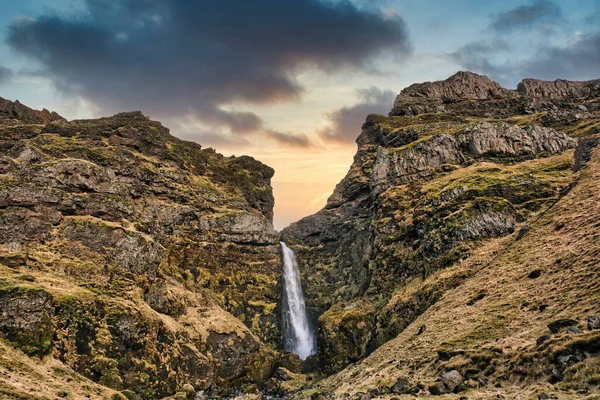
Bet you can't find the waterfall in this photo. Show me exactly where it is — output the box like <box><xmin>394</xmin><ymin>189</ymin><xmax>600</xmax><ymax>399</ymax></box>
<box><xmin>280</xmin><ymin>242</ymin><xmax>316</xmax><ymax>360</ymax></box>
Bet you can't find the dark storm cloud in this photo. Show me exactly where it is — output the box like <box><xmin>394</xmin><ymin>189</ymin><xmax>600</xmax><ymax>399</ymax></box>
<box><xmin>319</xmin><ymin>86</ymin><xmax>395</xmax><ymax>143</ymax></box>
<box><xmin>489</xmin><ymin>0</ymin><xmax>564</xmax><ymax>33</ymax></box>
<box><xmin>0</xmin><ymin>66</ymin><xmax>13</xmax><ymax>85</ymax></box>
<box><xmin>6</xmin><ymin>0</ymin><xmax>410</xmax><ymax>136</ymax></box>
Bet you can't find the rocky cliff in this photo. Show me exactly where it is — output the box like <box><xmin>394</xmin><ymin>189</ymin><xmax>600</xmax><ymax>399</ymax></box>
<box><xmin>282</xmin><ymin>72</ymin><xmax>600</xmax><ymax>398</ymax></box>
<box><xmin>0</xmin><ymin>100</ymin><xmax>296</xmax><ymax>399</ymax></box>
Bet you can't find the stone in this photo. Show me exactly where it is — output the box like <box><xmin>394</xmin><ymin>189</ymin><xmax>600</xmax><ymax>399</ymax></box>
<box><xmin>390</xmin><ymin>376</ymin><xmax>411</xmax><ymax>394</ymax></box>
<box><xmin>547</xmin><ymin>319</ymin><xmax>579</xmax><ymax>334</ymax></box>
<box><xmin>462</xmin><ymin>122</ymin><xmax>576</xmax><ymax>158</ymax></box>
<box><xmin>536</xmin><ymin>335</ymin><xmax>551</xmax><ymax>347</ymax></box>
<box><xmin>440</xmin><ymin>370</ymin><xmax>463</xmax><ymax>393</ymax></box>
<box><xmin>588</xmin><ymin>315</ymin><xmax>600</xmax><ymax>330</ymax></box>
<box><xmin>428</xmin><ymin>382</ymin><xmax>447</xmax><ymax>396</ymax></box>
<box><xmin>565</xmin><ymin>325</ymin><xmax>582</xmax><ymax>334</ymax></box>
<box><xmin>517</xmin><ymin>225</ymin><xmax>531</xmax><ymax>241</ymax></box>
<box><xmin>557</xmin><ymin>354</ymin><xmax>579</xmax><ymax>369</ymax></box>
<box><xmin>0</xmin><ymin>96</ymin><xmax>64</xmax><ymax>124</ymax></box>
<box><xmin>527</xmin><ymin>269</ymin><xmax>542</xmax><ymax>279</ymax></box>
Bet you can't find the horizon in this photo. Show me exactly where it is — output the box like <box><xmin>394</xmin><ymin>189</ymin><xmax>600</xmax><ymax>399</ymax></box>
<box><xmin>1</xmin><ymin>0</ymin><xmax>599</xmax><ymax>230</ymax></box>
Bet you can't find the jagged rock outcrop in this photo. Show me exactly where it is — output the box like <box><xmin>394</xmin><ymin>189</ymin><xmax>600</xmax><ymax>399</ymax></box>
<box><xmin>391</xmin><ymin>71</ymin><xmax>514</xmax><ymax>116</ymax></box>
<box><xmin>371</xmin><ymin>122</ymin><xmax>575</xmax><ymax>189</ymax></box>
<box><xmin>0</xmin><ymin>96</ymin><xmax>64</xmax><ymax>125</ymax></box>
<box><xmin>391</xmin><ymin>71</ymin><xmax>600</xmax><ymax>117</ymax></box>
<box><xmin>283</xmin><ymin>71</ymin><xmax>599</xmax><ymax>376</ymax></box>
<box><xmin>517</xmin><ymin>78</ymin><xmax>600</xmax><ymax>99</ymax></box>
<box><xmin>0</xmin><ymin>104</ymin><xmax>285</xmax><ymax>398</ymax></box>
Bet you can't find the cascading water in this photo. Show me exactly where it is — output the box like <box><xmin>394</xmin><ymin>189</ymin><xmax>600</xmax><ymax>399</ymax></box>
<box><xmin>280</xmin><ymin>242</ymin><xmax>316</xmax><ymax>360</ymax></box>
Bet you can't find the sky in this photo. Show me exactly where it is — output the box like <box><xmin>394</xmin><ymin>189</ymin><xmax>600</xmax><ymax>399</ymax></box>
<box><xmin>1</xmin><ymin>0</ymin><xmax>599</xmax><ymax>230</ymax></box>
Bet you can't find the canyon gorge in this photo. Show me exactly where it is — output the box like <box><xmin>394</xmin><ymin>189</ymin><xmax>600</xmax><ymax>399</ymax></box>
<box><xmin>0</xmin><ymin>71</ymin><xmax>599</xmax><ymax>399</ymax></box>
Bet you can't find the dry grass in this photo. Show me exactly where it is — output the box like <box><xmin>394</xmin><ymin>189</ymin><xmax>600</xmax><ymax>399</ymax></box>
<box><xmin>0</xmin><ymin>341</ymin><xmax>116</xmax><ymax>399</ymax></box>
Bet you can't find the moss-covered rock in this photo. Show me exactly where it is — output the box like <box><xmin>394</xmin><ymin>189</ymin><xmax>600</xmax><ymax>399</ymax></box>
<box><xmin>0</xmin><ymin>285</ymin><xmax>54</xmax><ymax>356</ymax></box>
<box><xmin>0</xmin><ymin>103</ymin><xmax>283</xmax><ymax>398</ymax></box>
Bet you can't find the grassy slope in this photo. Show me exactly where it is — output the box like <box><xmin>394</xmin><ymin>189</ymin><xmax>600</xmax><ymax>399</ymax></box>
<box><xmin>317</xmin><ymin>146</ymin><xmax>600</xmax><ymax>399</ymax></box>
<box><xmin>0</xmin><ymin>340</ymin><xmax>116</xmax><ymax>400</ymax></box>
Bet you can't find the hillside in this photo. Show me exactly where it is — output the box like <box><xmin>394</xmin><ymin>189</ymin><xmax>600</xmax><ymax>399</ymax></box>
<box><xmin>282</xmin><ymin>72</ymin><xmax>600</xmax><ymax>398</ymax></box>
<box><xmin>0</xmin><ymin>98</ymin><xmax>296</xmax><ymax>399</ymax></box>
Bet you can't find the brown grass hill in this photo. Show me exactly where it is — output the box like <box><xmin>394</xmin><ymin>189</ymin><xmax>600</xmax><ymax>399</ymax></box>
<box><xmin>281</xmin><ymin>71</ymin><xmax>600</xmax><ymax>398</ymax></box>
<box><xmin>0</xmin><ymin>103</ymin><xmax>297</xmax><ymax>399</ymax></box>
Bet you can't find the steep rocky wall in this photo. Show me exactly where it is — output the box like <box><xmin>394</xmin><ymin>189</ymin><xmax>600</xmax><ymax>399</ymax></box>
<box><xmin>315</xmin><ymin>138</ymin><xmax>600</xmax><ymax>399</ymax></box>
<box><xmin>0</xmin><ymin>105</ymin><xmax>290</xmax><ymax>398</ymax></box>
<box><xmin>282</xmin><ymin>71</ymin><xmax>600</xmax><ymax>374</ymax></box>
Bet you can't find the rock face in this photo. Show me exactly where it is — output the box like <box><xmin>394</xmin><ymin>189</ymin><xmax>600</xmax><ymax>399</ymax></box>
<box><xmin>0</xmin><ymin>105</ymin><xmax>284</xmax><ymax>398</ymax></box>
<box><xmin>391</xmin><ymin>71</ymin><xmax>514</xmax><ymax>116</ymax></box>
<box><xmin>391</xmin><ymin>71</ymin><xmax>600</xmax><ymax>117</ymax></box>
<box><xmin>0</xmin><ymin>96</ymin><xmax>64</xmax><ymax>125</ymax></box>
<box><xmin>317</xmin><ymin>135</ymin><xmax>600</xmax><ymax>398</ymax></box>
<box><xmin>282</xmin><ymin>71</ymin><xmax>598</xmax><ymax>374</ymax></box>
<box><xmin>0</xmin><ymin>286</ymin><xmax>54</xmax><ymax>356</ymax></box>
<box><xmin>517</xmin><ymin>78</ymin><xmax>600</xmax><ymax>99</ymax></box>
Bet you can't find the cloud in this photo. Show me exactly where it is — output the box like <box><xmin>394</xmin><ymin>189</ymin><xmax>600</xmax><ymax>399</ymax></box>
<box><xmin>520</xmin><ymin>32</ymin><xmax>600</xmax><ymax>80</ymax></box>
<box><xmin>0</xmin><ymin>66</ymin><xmax>13</xmax><ymax>85</ymax></box>
<box><xmin>319</xmin><ymin>86</ymin><xmax>395</xmax><ymax>143</ymax></box>
<box><xmin>446</xmin><ymin>1</ymin><xmax>600</xmax><ymax>86</ymax></box>
<box><xmin>446</xmin><ymin>39</ymin><xmax>516</xmax><ymax>83</ymax></box>
<box><xmin>264</xmin><ymin>130</ymin><xmax>311</xmax><ymax>148</ymax></box>
<box><xmin>6</xmin><ymin>0</ymin><xmax>410</xmax><ymax>138</ymax></box>
<box><xmin>489</xmin><ymin>0</ymin><xmax>564</xmax><ymax>33</ymax></box>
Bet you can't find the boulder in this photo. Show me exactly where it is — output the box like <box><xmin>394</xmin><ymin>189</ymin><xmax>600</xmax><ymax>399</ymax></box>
<box><xmin>440</xmin><ymin>370</ymin><xmax>463</xmax><ymax>393</ymax></box>
<box><xmin>428</xmin><ymin>382</ymin><xmax>447</xmax><ymax>396</ymax></box>
<box><xmin>517</xmin><ymin>225</ymin><xmax>531</xmax><ymax>241</ymax></box>
<box><xmin>565</xmin><ymin>325</ymin><xmax>582</xmax><ymax>334</ymax></box>
<box><xmin>588</xmin><ymin>315</ymin><xmax>600</xmax><ymax>330</ymax></box>
<box><xmin>536</xmin><ymin>335</ymin><xmax>551</xmax><ymax>347</ymax></box>
<box><xmin>547</xmin><ymin>319</ymin><xmax>579</xmax><ymax>334</ymax></box>
<box><xmin>390</xmin><ymin>376</ymin><xmax>411</xmax><ymax>394</ymax></box>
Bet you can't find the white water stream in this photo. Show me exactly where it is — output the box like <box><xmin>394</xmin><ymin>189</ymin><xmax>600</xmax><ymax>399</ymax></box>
<box><xmin>280</xmin><ymin>242</ymin><xmax>316</xmax><ymax>360</ymax></box>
